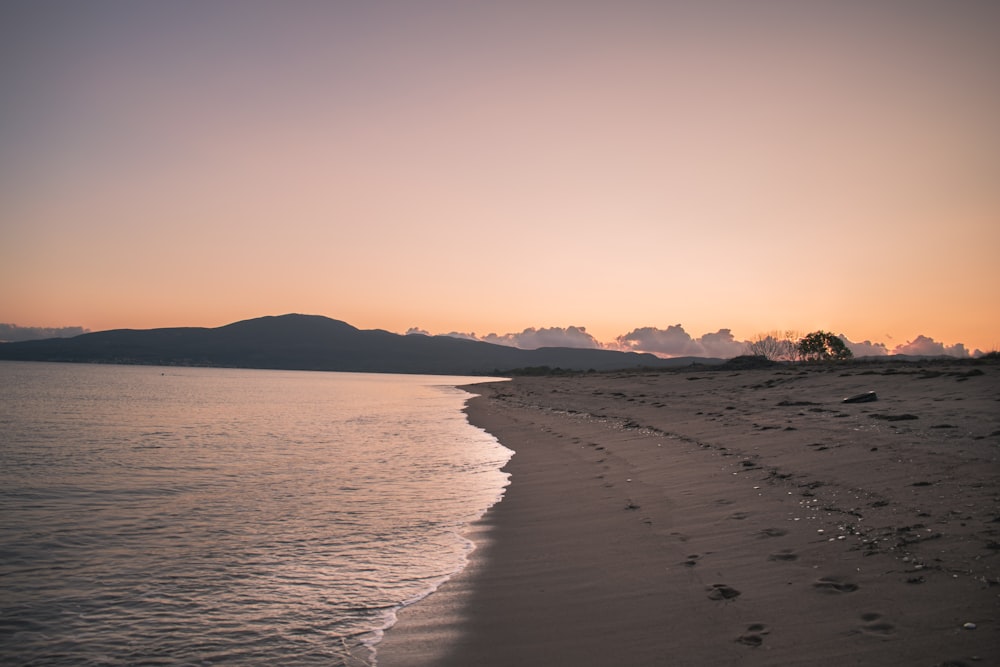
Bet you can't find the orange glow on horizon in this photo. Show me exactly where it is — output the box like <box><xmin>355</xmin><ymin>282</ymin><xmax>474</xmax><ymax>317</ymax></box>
<box><xmin>1</xmin><ymin>3</ymin><xmax>997</xmax><ymax>355</ymax></box>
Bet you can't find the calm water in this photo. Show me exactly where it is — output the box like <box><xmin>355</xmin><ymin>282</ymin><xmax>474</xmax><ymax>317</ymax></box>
<box><xmin>0</xmin><ymin>361</ymin><xmax>511</xmax><ymax>666</ymax></box>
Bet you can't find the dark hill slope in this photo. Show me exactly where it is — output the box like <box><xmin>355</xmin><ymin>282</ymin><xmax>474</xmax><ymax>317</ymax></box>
<box><xmin>0</xmin><ymin>314</ymin><xmax>716</xmax><ymax>374</ymax></box>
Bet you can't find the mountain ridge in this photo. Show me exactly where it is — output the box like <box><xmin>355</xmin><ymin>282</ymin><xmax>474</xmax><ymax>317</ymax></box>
<box><xmin>0</xmin><ymin>313</ymin><xmax>720</xmax><ymax>374</ymax></box>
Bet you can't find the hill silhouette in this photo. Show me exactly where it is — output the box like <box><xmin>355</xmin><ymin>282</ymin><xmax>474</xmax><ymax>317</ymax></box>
<box><xmin>0</xmin><ymin>314</ymin><xmax>719</xmax><ymax>374</ymax></box>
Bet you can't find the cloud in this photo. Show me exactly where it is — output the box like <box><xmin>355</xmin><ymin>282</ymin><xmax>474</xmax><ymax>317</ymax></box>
<box><xmin>699</xmin><ymin>329</ymin><xmax>752</xmax><ymax>358</ymax></box>
<box><xmin>415</xmin><ymin>323</ymin><xmax>977</xmax><ymax>360</ymax></box>
<box><xmin>892</xmin><ymin>335</ymin><xmax>971</xmax><ymax>358</ymax></box>
<box><xmin>615</xmin><ymin>325</ymin><xmax>744</xmax><ymax>358</ymax></box>
<box><xmin>479</xmin><ymin>326</ymin><xmax>603</xmax><ymax>349</ymax></box>
<box><xmin>839</xmin><ymin>335</ymin><xmax>889</xmax><ymax>357</ymax></box>
<box><xmin>0</xmin><ymin>324</ymin><xmax>89</xmax><ymax>342</ymax></box>
<box><xmin>410</xmin><ymin>327</ymin><xmax>487</xmax><ymax>342</ymax></box>
<box><xmin>432</xmin><ymin>324</ymin><xmax>747</xmax><ymax>357</ymax></box>
<box><xmin>616</xmin><ymin>325</ymin><xmax>697</xmax><ymax>356</ymax></box>
<box><xmin>443</xmin><ymin>331</ymin><xmax>482</xmax><ymax>341</ymax></box>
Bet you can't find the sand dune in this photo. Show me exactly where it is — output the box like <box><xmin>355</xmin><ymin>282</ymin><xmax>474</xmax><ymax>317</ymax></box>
<box><xmin>377</xmin><ymin>360</ymin><xmax>1000</xmax><ymax>666</ymax></box>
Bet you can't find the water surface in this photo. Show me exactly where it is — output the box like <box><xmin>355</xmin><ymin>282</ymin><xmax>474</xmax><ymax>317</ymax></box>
<box><xmin>0</xmin><ymin>361</ymin><xmax>510</xmax><ymax>666</ymax></box>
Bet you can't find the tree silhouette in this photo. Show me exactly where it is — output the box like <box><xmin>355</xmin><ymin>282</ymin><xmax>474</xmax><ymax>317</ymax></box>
<box><xmin>745</xmin><ymin>330</ymin><xmax>800</xmax><ymax>361</ymax></box>
<box><xmin>797</xmin><ymin>331</ymin><xmax>853</xmax><ymax>361</ymax></box>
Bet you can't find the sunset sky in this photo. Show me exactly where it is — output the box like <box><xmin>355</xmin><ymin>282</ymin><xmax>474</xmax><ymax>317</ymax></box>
<box><xmin>2</xmin><ymin>2</ymin><xmax>998</xmax><ymax>356</ymax></box>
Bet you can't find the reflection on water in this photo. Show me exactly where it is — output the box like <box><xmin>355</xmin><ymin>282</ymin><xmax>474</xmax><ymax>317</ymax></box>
<box><xmin>0</xmin><ymin>362</ymin><xmax>510</xmax><ymax>666</ymax></box>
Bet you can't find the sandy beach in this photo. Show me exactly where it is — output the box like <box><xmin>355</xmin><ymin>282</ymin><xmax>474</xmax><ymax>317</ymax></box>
<box><xmin>376</xmin><ymin>359</ymin><xmax>1000</xmax><ymax>666</ymax></box>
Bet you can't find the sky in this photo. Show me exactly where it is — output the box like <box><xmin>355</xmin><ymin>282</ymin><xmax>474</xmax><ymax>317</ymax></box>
<box><xmin>2</xmin><ymin>1</ymin><xmax>998</xmax><ymax>357</ymax></box>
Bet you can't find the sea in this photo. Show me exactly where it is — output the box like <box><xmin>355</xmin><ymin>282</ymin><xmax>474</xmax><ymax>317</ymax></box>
<box><xmin>0</xmin><ymin>361</ymin><xmax>512</xmax><ymax>666</ymax></box>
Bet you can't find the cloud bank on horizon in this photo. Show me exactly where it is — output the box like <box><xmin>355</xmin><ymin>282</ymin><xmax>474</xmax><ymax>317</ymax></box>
<box><xmin>407</xmin><ymin>325</ymin><xmax>983</xmax><ymax>359</ymax></box>
<box><xmin>0</xmin><ymin>324</ymin><xmax>90</xmax><ymax>343</ymax></box>
<box><xmin>1</xmin><ymin>321</ymin><xmax>981</xmax><ymax>359</ymax></box>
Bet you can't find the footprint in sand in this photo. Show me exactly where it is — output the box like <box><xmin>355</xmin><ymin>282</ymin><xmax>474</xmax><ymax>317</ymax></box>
<box><xmin>813</xmin><ymin>576</ymin><xmax>859</xmax><ymax>594</ymax></box>
<box><xmin>729</xmin><ymin>511</ymin><xmax>750</xmax><ymax>520</ymax></box>
<box><xmin>859</xmin><ymin>612</ymin><xmax>895</xmax><ymax>637</ymax></box>
<box><xmin>736</xmin><ymin>623</ymin><xmax>770</xmax><ymax>647</ymax></box>
<box><xmin>758</xmin><ymin>527</ymin><xmax>789</xmax><ymax>538</ymax></box>
<box><xmin>707</xmin><ymin>584</ymin><xmax>741</xmax><ymax>601</ymax></box>
<box><xmin>681</xmin><ymin>554</ymin><xmax>701</xmax><ymax>567</ymax></box>
<box><xmin>768</xmin><ymin>549</ymin><xmax>798</xmax><ymax>562</ymax></box>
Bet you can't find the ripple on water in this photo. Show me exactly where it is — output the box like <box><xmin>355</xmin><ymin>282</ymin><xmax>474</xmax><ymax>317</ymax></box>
<box><xmin>0</xmin><ymin>363</ymin><xmax>510</xmax><ymax>666</ymax></box>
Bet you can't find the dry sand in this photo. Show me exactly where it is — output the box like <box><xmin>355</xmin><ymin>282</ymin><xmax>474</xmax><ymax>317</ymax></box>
<box><xmin>376</xmin><ymin>359</ymin><xmax>1000</xmax><ymax>666</ymax></box>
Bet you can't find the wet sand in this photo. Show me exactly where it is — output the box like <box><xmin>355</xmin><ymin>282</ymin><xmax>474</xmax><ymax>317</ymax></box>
<box><xmin>376</xmin><ymin>360</ymin><xmax>1000</xmax><ymax>666</ymax></box>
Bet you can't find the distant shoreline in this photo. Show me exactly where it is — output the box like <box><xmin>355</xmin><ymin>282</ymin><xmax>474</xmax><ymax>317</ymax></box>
<box><xmin>0</xmin><ymin>351</ymin><xmax>991</xmax><ymax>376</ymax></box>
<box><xmin>377</xmin><ymin>360</ymin><xmax>1000</xmax><ymax>666</ymax></box>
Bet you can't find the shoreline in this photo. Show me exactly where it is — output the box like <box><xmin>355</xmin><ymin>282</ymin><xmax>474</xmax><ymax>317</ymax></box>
<box><xmin>376</xmin><ymin>361</ymin><xmax>1000</xmax><ymax>666</ymax></box>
